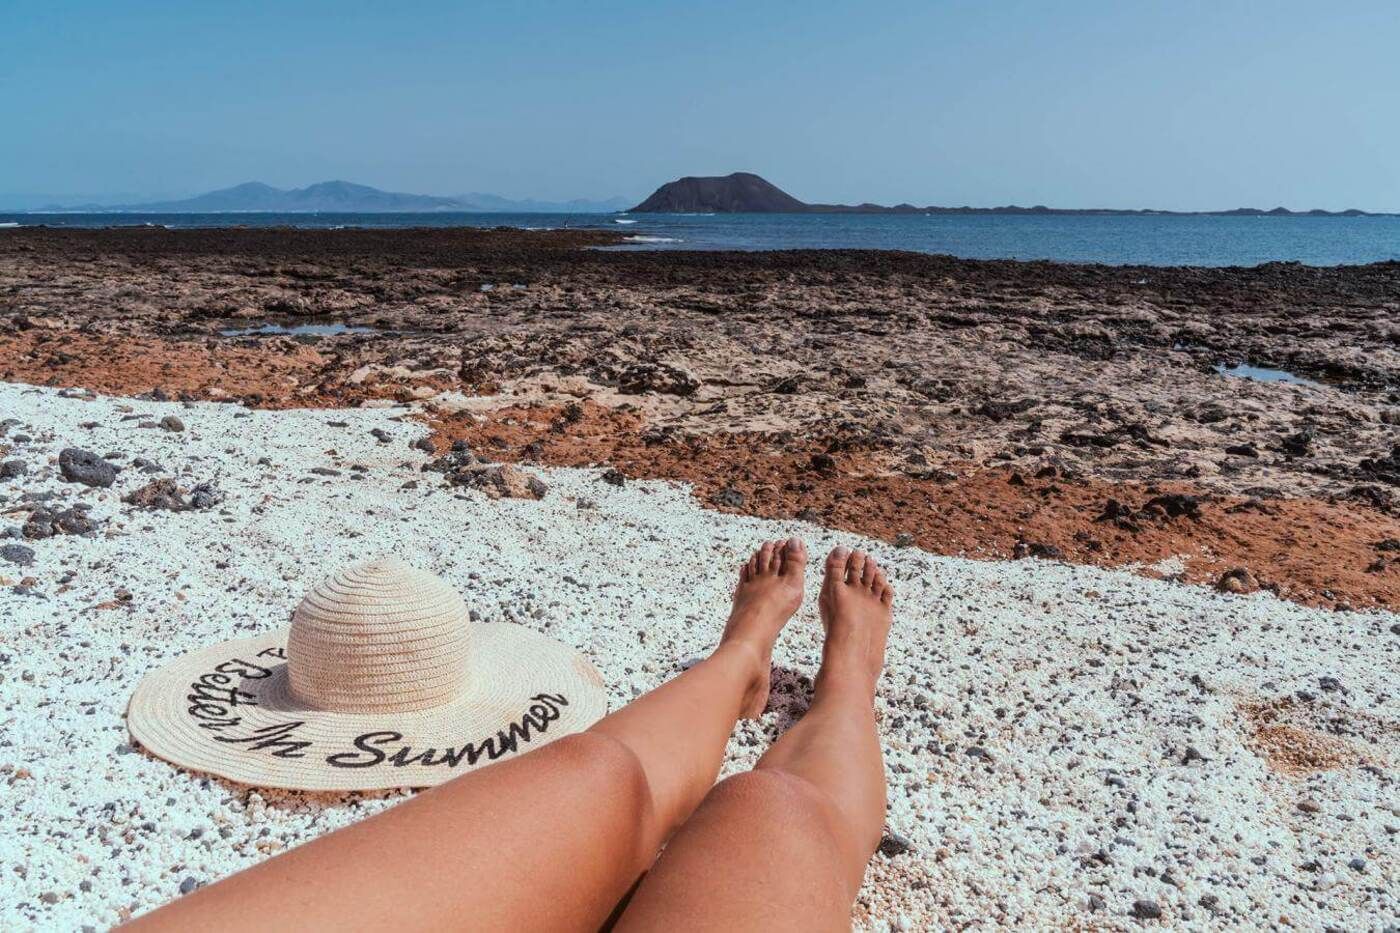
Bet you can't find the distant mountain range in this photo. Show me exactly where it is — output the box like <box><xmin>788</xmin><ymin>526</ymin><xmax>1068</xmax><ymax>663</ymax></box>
<box><xmin>631</xmin><ymin>173</ymin><xmax>1389</xmax><ymax>217</ymax></box>
<box><xmin>10</xmin><ymin>175</ymin><xmax>1389</xmax><ymax>216</ymax></box>
<box><xmin>13</xmin><ymin>181</ymin><xmax>633</xmax><ymax>214</ymax></box>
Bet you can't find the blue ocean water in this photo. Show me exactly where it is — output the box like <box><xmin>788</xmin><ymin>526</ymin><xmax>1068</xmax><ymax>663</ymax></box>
<box><xmin>3</xmin><ymin>211</ymin><xmax>1399</xmax><ymax>267</ymax></box>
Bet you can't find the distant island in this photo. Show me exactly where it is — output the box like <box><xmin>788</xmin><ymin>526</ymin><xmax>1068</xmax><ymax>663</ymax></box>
<box><xmin>14</xmin><ymin>181</ymin><xmax>632</xmax><ymax>214</ymax></box>
<box><xmin>630</xmin><ymin>172</ymin><xmax>1385</xmax><ymax>217</ymax></box>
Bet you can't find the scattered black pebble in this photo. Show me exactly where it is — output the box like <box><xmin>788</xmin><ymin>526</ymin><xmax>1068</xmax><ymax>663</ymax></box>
<box><xmin>878</xmin><ymin>832</ymin><xmax>915</xmax><ymax>857</ymax></box>
<box><xmin>1131</xmin><ymin>899</ymin><xmax>1163</xmax><ymax>920</ymax></box>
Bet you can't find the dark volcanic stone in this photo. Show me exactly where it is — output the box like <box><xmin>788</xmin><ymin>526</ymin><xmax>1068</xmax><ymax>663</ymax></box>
<box><xmin>713</xmin><ymin>485</ymin><xmax>745</xmax><ymax>509</ymax></box>
<box><xmin>58</xmin><ymin>448</ymin><xmax>116</xmax><ymax>487</ymax></box>
<box><xmin>0</xmin><ymin>459</ymin><xmax>27</xmax><ymax>480</ymax></box>
<box><xmin>1358</xmin><ymin>444</ymin><xmax>1400</xmax><ymax>486</ymax></box>
<box><xmin>158</xmin><ymin>415</ymin><xmax>185</xmax><ymax>432</ymax></box>
<box><xmin>600</xmin><ymin>468</ymin><xmax>626</xmax><ymax>487</ymax></box>
<box><xmin>1014</xmin><ymin>541</ymin><xmax>1064</xmax><ymax>560</ymax></box>
<box><xmin>1131</xmin><ymin>899</ymin><xmax>1163</xmax><ymax>920</ymax></box>
<box><xmin>24</xmin><ymin>507</ymin><xmax>97</xmax><ymax>538</ymax></box>
<box><xmin>447</xmin><ymin>463</ymin><xmax>548</xmax><ymax>500</ymax></box>
<box><xmin>1142</xmin><ymin>493</ymin><xmax>1201</xmax><ymax>520</ymax></box>
<box><xmin>617</xmin><ymin>362</ymin><xmax>700</xmax><ymax>397</ymax></box>
<box><xmin>0</xmin><ymin>543</ymin><xmax>35</xmax><ymax>566</ymax></box>
<box><xmin>124</xmin><ymin>478</ymin><xmax>221</xmax><ymax>511</ymax></box>
<box><xmin>1280</xmin><ymin>428</ymin><xmax>1314</xmax><ymax>458</ymax></box>
<box><xmin>878</xmin><ymin>832</ymin><xmax>915</xmax><ymax>857</ymax></box>
<box><xmin>188</xmin><ymin>483</ymin><xmax>223</xmax><ymax>509</ymax></box>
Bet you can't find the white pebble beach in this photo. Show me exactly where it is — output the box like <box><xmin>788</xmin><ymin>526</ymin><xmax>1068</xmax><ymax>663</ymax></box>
<box><xmin>0</xmin><ymin>382</ymin><xmax>1395</xmax><ymax>930</ymax></box>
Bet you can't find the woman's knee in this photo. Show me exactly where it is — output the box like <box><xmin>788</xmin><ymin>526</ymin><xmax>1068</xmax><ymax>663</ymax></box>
<box><xmin>544</xmin><ymin>731</ymin><xmax>654</xmax><ymax>813</ymax></box>
<box><xmin>706</xmin><ymin>770</ymin><xmax>844</xmax><ymax>838</ymax></box>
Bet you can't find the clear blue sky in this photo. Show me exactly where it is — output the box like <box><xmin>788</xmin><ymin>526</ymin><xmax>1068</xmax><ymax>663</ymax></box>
<box><xmin>2</xmin><ymin>0</ymin><xmax>1397</xmax><ymax>210</ymax></box>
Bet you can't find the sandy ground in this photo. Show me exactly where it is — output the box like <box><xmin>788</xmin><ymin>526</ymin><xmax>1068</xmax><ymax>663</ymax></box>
<box><xmin>1</xmin><ymin>383</ymin><xmax>1396</xmax><ymax>930</ymax></box>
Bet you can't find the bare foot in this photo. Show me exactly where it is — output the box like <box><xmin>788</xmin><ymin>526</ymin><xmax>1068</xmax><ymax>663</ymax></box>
<box><xmin>720</xmin><ymin>537</ymin><xmax>808</xmax><ymax>716</ymax></box>
<box><xmin>816</xmin><ymin>547</ymin><xmax>894</xmax><ymax>695</ymax></box>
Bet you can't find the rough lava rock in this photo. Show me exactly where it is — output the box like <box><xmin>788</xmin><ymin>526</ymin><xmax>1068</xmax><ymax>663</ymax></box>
<box><xmin>23</xmin><ymin>507</ymin><xmax>98</xmax><ymax>539</ymax></box>
<box><xmin>123</xmin><ymin>478</ymin><xmax>225</xmax><ymax>511</ymax></box>
<box><xmin>452</xmin><ymin>463</ymin><xmax>548</xmax><ymax>500</ymax></box>
<box><xmin>58</xmin><ymin>448</ymin><xmax>116</xmax><ymax>488</ymax></box>
<box><xmin>0</xmin><ymin>543</ymin><xmax>35</xmax><ymax>565</ymax></box>
<box><xmin>617</xmin><ymin>362</ymin><xmax>701</xmax><ymax>397</ymax></box>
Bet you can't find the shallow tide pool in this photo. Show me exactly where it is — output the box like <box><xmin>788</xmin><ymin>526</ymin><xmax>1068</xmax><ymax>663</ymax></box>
<box><xmin>219</xmin><ymin>323</ymin><xmax>377</xmax><ymax>337</ymax></box>
<box><xmin>1214</xmin><ymin>362</ymin><xmax>1322</xmax><ymax>388</ymax></box>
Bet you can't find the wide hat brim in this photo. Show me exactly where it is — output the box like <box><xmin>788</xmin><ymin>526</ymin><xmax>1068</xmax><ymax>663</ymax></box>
<box><xmin>127</xmin><ymin>623</ymin><xmax>608</xmax><ymax>791</ymax></box>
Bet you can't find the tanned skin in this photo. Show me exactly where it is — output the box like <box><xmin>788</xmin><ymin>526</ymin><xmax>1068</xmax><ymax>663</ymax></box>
<box><xmin>127</xmin><ymin>540</ymin><xmax>894</xmax><ymax>932</ymax></box>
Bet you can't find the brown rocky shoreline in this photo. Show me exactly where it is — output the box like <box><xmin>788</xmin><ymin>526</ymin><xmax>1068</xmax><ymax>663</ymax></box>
<box><xmin>3</xmin><ymin>226</ymin><xmax>1398</xmax><ymax>608</ymax></box>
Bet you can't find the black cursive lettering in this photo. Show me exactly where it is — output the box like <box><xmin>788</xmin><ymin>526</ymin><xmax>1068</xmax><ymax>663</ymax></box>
<box><xmin>212</xmin><ymin>720</ymin><xmax>312</xmax><ymax>758</ymax></box>
<box><xmin>326</xmin><ymin>731</ymin><xmax>400</xmax><ymax>768</ymax></box>
<box><xmin>325</xmin><ymin>694</ymin><xmax>571</xmax><ymax>770</ymax></box>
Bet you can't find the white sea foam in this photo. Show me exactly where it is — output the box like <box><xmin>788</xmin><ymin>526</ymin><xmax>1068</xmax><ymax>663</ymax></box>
<box><xmin>613</xmin><ymin>218</ymin><xmax>637</xmax><ymax>224</ymax></box>
<box><xmin>624</xmin><ymin>235</ymin><xmax>682</xmax><ymax>243</ymax></box>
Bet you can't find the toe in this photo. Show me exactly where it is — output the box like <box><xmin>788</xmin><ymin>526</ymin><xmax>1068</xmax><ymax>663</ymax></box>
<box><xmin>740</xmin><ymin>561</ymin><xmax>751</xmax><ymax>583</ymax></box>
<box><xmin>846</xmin><ymin>549</ymin><xmax>867</xmax><ymax>585</ymax></box>
<box><xmin>758</xmin><ymin>540</ymin><xmax>778</xmax><ymax>573</ymax></box>
<box><xmin>825</xmin><ymin>546</ymin><xmax>851</xmax><ymax>579</ymax></box>
<box><xmin>779</xmin><ymin>537</ymin><xmax>807</xmax><ymax>576</ymax></box>
<box><xmin>861</xmin><ymin>555</ymin><xmax>879</xmax><ymax>588</ymax></box>
<box><xmin>880</xmin><ymin>582</ymin><xmax>895</xmax><ymax>605</ymax></box>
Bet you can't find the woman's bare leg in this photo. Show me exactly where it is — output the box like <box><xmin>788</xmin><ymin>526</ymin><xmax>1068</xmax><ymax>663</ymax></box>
<box><xmin>615</xmin><ymin>546</ymin><xmax>893</xmax><ymax>933</ymax></box>
<box><xmin>126</xmin><ymin>538</ymin><xmax>809</xmax><ymax>933</ymax></box>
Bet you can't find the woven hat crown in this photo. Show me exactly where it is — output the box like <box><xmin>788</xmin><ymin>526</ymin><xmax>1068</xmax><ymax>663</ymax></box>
<box><xmin>287</xmin><ymin>558</ymin><xmax>471</xmax><ymax>713</ymax></box>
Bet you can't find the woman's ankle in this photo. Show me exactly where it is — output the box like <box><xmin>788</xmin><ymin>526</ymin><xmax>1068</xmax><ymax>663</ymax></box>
<box><xmin>813</xmin><ymin>658</ymin><xmax>879</xmax><ymax>704</ymax></box>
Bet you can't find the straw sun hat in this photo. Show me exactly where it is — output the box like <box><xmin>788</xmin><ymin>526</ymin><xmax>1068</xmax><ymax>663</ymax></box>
<box><xmin>127</xmin><ymin>558</ymin><xmax>608</xmax><ymax>791</ymax></box>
